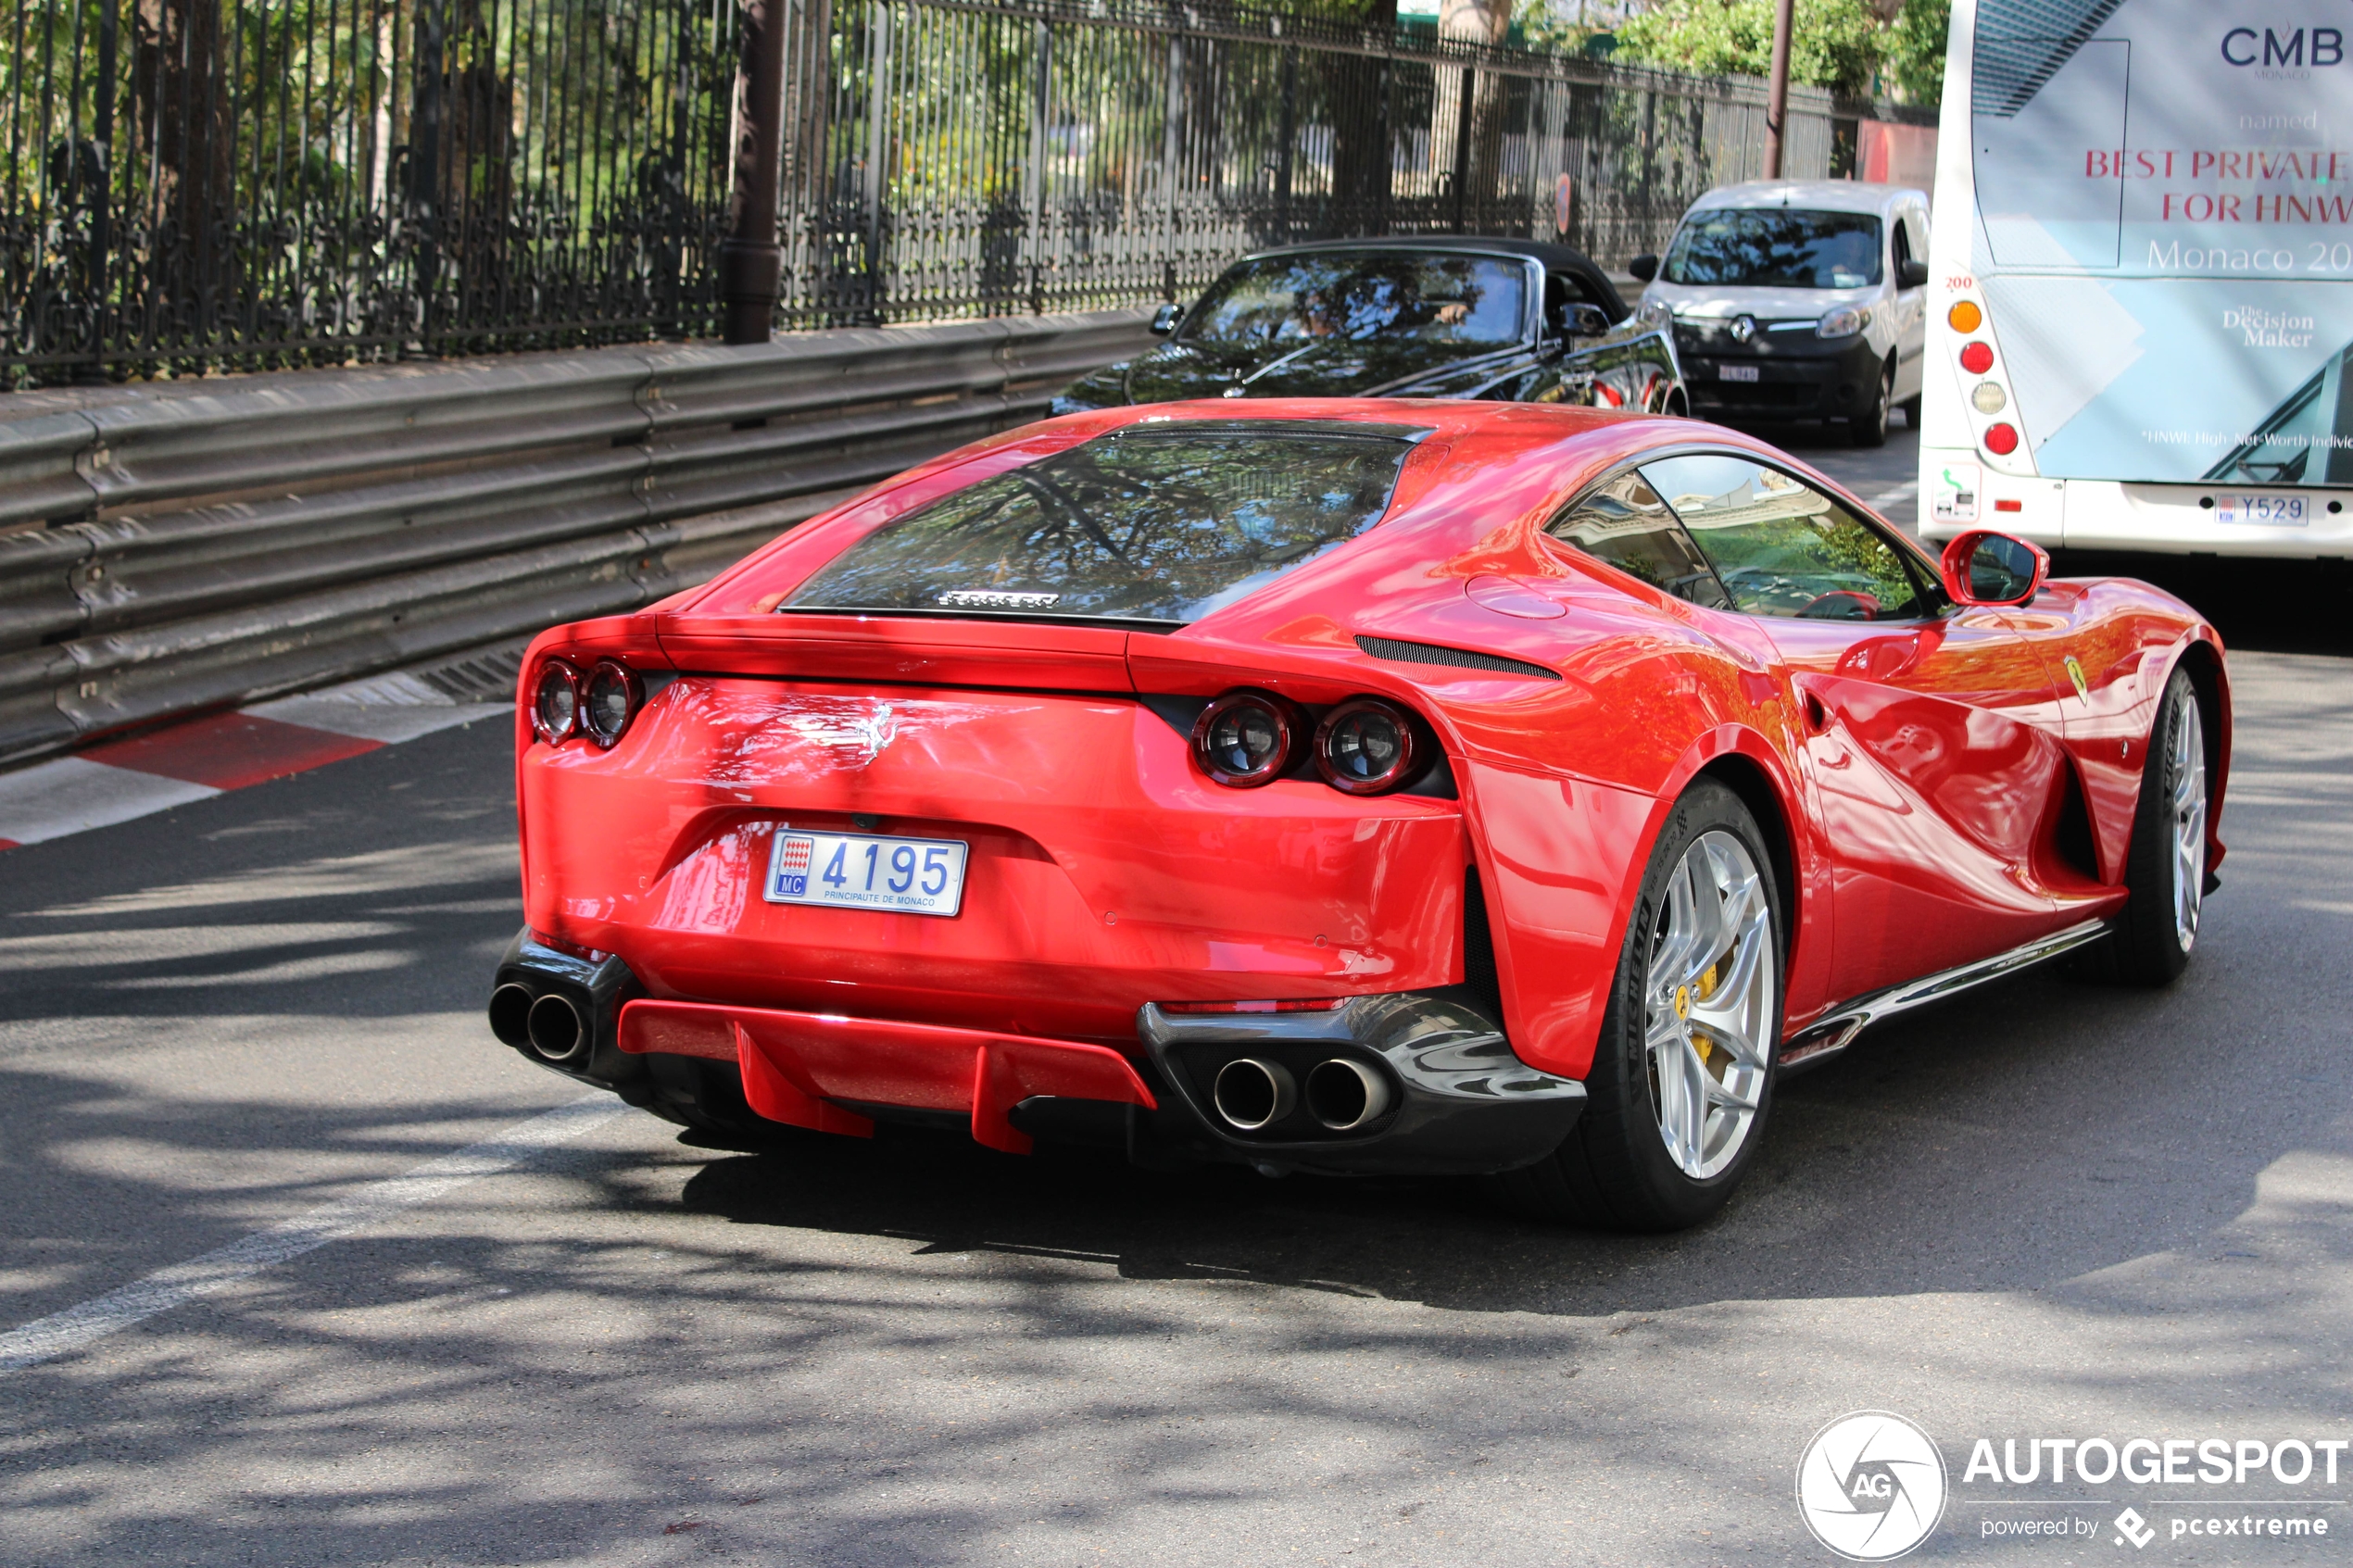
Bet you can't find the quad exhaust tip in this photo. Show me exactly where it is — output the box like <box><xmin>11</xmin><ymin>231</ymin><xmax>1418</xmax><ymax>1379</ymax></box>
<box><xmin>1212</xmin><ymin>1056</ymin><xmax>1395</xmax><ymax>1134</ymax></box>
<box><xmin>488</xmin><ymin>984</ymin><xmax>535</xmax><ymax>1048</ymax></box>
<box><xmin>1305</xmin><ymin>1058</ymin><xmax>1393</xmax><ymax>1132</ymax></box>
<box><xmin>1212</xmin><ymin>1058</ymin><xmax>1296</xmax><ymax>1131</ymax></box>
<box><xmin>524</xmin><ymin>992</ymin><xmax>590</xmax><ymax>1064</ymax></box>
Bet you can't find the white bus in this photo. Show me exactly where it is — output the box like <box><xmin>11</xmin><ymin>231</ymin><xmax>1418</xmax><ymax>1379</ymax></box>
<box><xmin>1921</xmin><ymin>0</ymin><xmax>2353</xmax><ymax>557</ymax></box>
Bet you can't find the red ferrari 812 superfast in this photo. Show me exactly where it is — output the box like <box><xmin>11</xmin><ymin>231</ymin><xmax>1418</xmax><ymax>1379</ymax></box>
<box><xmin>489</xmin><ymin>399</ymin><xmax>2227</xmax><ymax>1230</ymax></box>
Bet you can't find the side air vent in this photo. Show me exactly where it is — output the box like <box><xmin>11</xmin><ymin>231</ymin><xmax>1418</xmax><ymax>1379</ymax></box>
<box><xmin>1354</xmin><ymin>635</ymin><xmax>1560</xmax><ymax>681</ymax></box>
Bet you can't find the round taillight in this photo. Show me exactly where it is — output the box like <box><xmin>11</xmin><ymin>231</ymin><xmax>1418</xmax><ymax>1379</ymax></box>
<box><xmin>1947</xmin><ymin>300</ymin><xmax>1982</xmax><ymax>333</ymax></box>
<box><xmin>1315</xmin><ymin>698</ymin><xmax>1418</xmax><ymax>796</ymax></box>
<box><xmin>583</xmin><ymin>660</ymin><xmax>642</xmax><ymax>748</ymax></box>
<box><xmin>1190</xmin><ymin>692</ymin><xmax>1296</xmax><ymax>787</ymax></box>
<box><xmin>1958</xmin><ymin>340</ymin><xmax>1994</xmax><ymax>374</ymax></box>
<box><xmin>532</xmin><ymin>660</ymin><xmax>582</xmax><ymax>745</ymax></box>
<box><xmin>1983</xmin><ymin>421</ymin><xmax>2020</xmax><ymax>457</ymax></box>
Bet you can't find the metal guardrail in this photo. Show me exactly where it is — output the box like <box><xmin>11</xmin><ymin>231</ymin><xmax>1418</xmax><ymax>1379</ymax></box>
<box><xmin>0</xmin><ymin>307</ymin><xmax>1151</xmax><ymax>765</ymax></box>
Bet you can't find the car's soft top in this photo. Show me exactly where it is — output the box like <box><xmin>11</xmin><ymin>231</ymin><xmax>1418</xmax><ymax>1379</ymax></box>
<box><xmin>1234</xmin><ymin>235</ymin><xmax>1632</xmax><ymax>324</ymax></box>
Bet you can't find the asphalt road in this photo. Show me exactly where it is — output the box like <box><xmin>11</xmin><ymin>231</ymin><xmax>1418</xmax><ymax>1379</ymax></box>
<box><xmin>1782</xmin><ymin>418</ymin><xmax>1925</xmax><ymax>531</ymax></box>
<box><xmin>5</xmin><ymin>425</ymin><xmax>2351</xmax><ymax>1565</ymax></box>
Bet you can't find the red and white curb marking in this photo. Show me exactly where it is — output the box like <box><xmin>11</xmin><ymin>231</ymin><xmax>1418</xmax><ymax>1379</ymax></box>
<box><xmin>0</xmin><ymin>671</ymin><xmax>504</xmax><ymax>852</ymax></box>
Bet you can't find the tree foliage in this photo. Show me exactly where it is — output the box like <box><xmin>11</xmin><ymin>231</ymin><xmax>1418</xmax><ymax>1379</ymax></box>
<box><xmin>1609</xmin><ymin>0</ymin><xmax>1891</xmax><ymax>98</ymax></box>
<box><xmin>1882</xmin><ymin>0</ymin><xmax>1950</xmax><ymax>105</ymax></box>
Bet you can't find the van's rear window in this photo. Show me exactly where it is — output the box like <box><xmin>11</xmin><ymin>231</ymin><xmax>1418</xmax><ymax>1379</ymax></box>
<box><xmin>783</xmin><ymin>422</ymin><xmax>1421</xmax><ymax>626</ymax></box>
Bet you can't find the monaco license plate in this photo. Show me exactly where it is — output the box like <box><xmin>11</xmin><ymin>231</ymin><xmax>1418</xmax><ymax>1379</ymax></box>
<box><xmin>2216</xmin><ymin>493</ymin><xmax>2309</xmax><ymax>526</ymax></box>
<box><xmin>1718</xmin><ymin>363</ymin><xmax>1760</xmax><ymax>383</ymax></box>
<box><xmin>764</xmin><ymin>829</ymin><xmax>969</xmax><ymax>917</ymax></box>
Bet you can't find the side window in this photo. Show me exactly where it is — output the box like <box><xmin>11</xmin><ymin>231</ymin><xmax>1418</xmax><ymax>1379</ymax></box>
<box><xmin>1545</xmin><ymin>470</ymin><xmax>1732</xmax><ymax>609</ymax></box>
<box><xmin>1543</xmin><ymin>270</ymin><xmax>1599</xmax><ymax>336</ymax></box>
<box><xmin>1890</xmin><ymin>214</ymin><xmax>1912</xmax><ymax>275</ymax></box>
<box><xmin>1636</xmin><ymin>455</ymin><xmax>1931</xmax><ymax>621</ymax></box>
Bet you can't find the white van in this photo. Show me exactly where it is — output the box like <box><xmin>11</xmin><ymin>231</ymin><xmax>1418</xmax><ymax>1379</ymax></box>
<box><xmin>1631</xmin><ymin>182</ymin><xmax>1932</xmax><ymax>446</ymax></box>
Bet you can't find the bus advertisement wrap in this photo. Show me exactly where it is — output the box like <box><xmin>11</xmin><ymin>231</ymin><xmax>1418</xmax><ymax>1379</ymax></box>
<box><xmin>1954</xmin><ymin>0</ymin><xmax>2353</xmax><ymax>495</ymax></box>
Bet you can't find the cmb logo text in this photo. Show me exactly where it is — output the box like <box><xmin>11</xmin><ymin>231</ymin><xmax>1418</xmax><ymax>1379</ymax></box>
<box><xmin>2221</xmin><ymin>28</ymin><xmax>2346</xmax><ymax>69</ymax></box>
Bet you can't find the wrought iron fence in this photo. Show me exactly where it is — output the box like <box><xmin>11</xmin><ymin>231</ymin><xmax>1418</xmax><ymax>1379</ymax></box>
<box><xmin>2</xmin><ymin>0</ymin><xmax>1897</xmax><ymax>384</ymax></box>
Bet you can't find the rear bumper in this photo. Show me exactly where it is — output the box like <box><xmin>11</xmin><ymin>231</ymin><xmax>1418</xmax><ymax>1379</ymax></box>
<box><xmin>1135</xmin><ymin>994</ymin><xmax>1584</xmax><ymax>1175</ymax></box>
<box><xmin>489</xmin><ymin>930</ymin><xmax>1583</xmax><ymax>1176</ymax></box>
<box><xmin>1920</xmin><ymin>472</ymin><xmax>2353</xmax><ymax>558</ymax></box>
<box><xmin>617</xmin><ymin>995</ymin><xmax>1158</xmax><ymax>1156</ymax></box>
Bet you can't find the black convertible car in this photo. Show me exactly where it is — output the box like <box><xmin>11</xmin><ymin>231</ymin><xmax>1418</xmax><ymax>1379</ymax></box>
<box><xmin>1053</xmin><ymin>237</ymin><xmax>1688</xmax><ymax>415</ymax></box>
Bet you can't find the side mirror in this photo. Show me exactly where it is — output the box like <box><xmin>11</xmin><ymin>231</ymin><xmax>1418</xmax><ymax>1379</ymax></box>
<box><xmin>1150</xmin><ymin>302</ymin><xmax>1185</xmax><ymax>335</ymax></box>
<box><xmin>1939</xmin><ymin>529</ymin><xmax>2049</xmax><ymax>607</ymax></box>
<box><xmin>1898</xmin><ymin>257</ymin><xmax>1930</xmax><ymax>289</ymax></box>
<box><xmin>1627</xmin><ymin>253</ymin><xmax>1659</xmax><ymax>283</ymax></box>
<box><xmin>1561</xmin><ymin>302</ymin><xmax>1613</xmax><ymax>338</ymax></box>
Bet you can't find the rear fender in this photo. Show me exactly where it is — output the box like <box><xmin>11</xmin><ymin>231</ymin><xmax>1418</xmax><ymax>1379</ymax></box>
<box><xmin>1653</xmin><ymin>724</ymin><xmax>1832</xmax><ymax>1032</ymax></box>
<box><xmin>1454</xmin><ymin>758</ymin><xmax>1658</xmax><ymax>1082</ymax></box>
<box><xmin>1459</xmin><ymin>722</ymin><xmax>1816</xmax><ymax>1084</ymax></box>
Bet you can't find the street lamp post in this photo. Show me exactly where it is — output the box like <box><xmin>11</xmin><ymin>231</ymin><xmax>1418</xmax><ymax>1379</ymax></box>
<box><xmin>1762</xmin><ymin>0</ymin><xmax>1794</xmax><ymax>180</ymax></box>
<box><xmin>720</xmin><ymin>0</ymin><xmax>789</xmax><ymax>345</ymax></box>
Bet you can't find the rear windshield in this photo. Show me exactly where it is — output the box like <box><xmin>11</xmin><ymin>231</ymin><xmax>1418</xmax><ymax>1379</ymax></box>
<box><xmin>1663</xmin><ymin>209</ymin><xmax>1883</xmax><ymax>290</ymax></box>
<box><xmin>783</xmin><ymin>423</ymin><xmax>1419</xmax><ymax>626</ymax></box>
<box><xmin>1177</xmin><ymin>253</ymin><xmax>1529</xmax><ymax>349</ymax></box>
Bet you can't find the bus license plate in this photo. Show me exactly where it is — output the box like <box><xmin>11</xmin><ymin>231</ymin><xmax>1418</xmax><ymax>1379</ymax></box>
<box><xmin>1718</xmin><ymin>363</ymin><xmax>1760</xmax><ymax>382</ymax></box>
<box><xmin>2216</xmin><ymin>494</ymin><xmax>2307</xmax><ymax>526</ymax></box>
<box><xmin>765</xmin><ymin>829</ymin><xmax>968</xmax><ymax>917</ymax></box>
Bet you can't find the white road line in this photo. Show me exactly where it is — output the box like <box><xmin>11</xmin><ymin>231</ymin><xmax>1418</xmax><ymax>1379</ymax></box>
<box><xmin>0</xmin><ymin>1096</ymin><xmax>625</xmax><ymax>1372</ymax></box>
<box><xmin>0</xmin><ymin>756</ymin><xmax>220</xmax><ymax>846</ymax></box>
<box><xmin>1865</xmin><ymin>482</ymin><xmax>1920</xmax><ymax>504</ymax></box>
<box><xmin>245</xmin><ymin>694</ymin><xmax>497</xmax><ymax>745</ymax></box>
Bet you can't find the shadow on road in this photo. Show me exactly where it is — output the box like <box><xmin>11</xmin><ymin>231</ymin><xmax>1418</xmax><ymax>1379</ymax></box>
<box><xmin>2</xmin><ymin>652</ymin><xmax>2349</xmax><ymax>1566</ymax></box>
<box><xmin>3</xmin><ymin>658</ymin><xmax>2348</xmax><ymax>1332</ymax></box>
<box><xmin>664</xmin><ymin>945</ymin><xmax>2343</xmax><ymax>1318</ymax></box>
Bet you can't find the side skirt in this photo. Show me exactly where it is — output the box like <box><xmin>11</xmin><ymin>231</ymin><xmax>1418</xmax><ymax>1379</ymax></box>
<box><xmin>1779</xmin><ymin>918</ymin><xmax>2112</xmax><ymax>1074</ymax></box>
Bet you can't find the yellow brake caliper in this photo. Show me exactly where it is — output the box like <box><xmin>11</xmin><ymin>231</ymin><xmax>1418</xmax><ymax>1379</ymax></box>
<box><xmin>1692</xmin><ymin>963</ymin><xmax>1719</xmax><ymax>1064</ymax></box>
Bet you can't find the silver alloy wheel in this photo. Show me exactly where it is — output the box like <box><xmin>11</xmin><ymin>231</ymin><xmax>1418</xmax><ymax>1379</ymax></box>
<box><xmin>2170</xmin><ymin>689</ymin><xmax>2208</xmax><ymax>951</ymax></box>
<box><xmin>1643</xmin><ymin>829</ymin><xmax>1776</xmax><ymax>1180</ymax></box>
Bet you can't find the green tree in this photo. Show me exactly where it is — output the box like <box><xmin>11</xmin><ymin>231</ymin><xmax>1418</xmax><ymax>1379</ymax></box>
<box><xmin>1610</xmin><ymin>0</ymin><xmax>1887</xmax><ymax>97</ymax></box>
<box><xmin>1883</xmin><ymin>0</ymin><xmax>1950</xmax><ymax>105</ymax></box>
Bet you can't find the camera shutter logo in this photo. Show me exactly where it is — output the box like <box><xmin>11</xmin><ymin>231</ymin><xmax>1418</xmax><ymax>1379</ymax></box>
<box><xmin>1796</xmin><ymin>1411</ymin><xmax>1948</xmax><ymax>1561</ymax></box>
